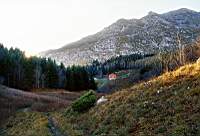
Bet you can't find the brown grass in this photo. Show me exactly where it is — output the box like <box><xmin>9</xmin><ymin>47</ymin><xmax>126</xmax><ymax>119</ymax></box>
<box><xmin>0</xmin><ymin>86</ymin><xmax>82</xmax><ymax>126</ymax></box>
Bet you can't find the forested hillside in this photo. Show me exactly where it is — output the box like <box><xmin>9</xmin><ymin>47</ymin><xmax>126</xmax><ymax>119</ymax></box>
<box><xmin>88</xmin><ymin>39</ymin><xmax>200</xmax><ymax>77</ymax></box>
<box><xmin>87</xmin><ymin>53</ymin><xmax>155</xmax><ymax>76</ymax></box>
<box><xmin>1</xmin><ymin>37</ymin><xmax>199</xmax><ymax>93</ymax></box>
<box><xmin>0</xmin><ymin>44</ymin><xmax>96</xmax><ymax>91</ymax></box>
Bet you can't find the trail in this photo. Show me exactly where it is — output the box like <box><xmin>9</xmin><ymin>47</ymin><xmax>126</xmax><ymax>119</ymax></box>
<box><xmin>45</xmin><ymin>113</ymin><xmax>66</xmax><ymax>136</ymax></box>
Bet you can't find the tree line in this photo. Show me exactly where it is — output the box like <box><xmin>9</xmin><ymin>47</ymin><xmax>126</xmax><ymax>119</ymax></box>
<box><xmin>86</xmin><ymin>53</ymin><xmax>155</xmax><ymax>76</ymax></box>
<box><xmin>0</xmin><ymin>44</ymin><xmax>96</xmax><ymax>91</ymax></box>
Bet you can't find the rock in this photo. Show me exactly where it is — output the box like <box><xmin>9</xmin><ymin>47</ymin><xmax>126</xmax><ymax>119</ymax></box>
<box><xmin>197</xmin><ymin>58</ymin><xmax>200</xmax><ymax>64</ymax></box>
<box><xmin>157</xmin><ymin>90</ymin><xmax>162</xmax><ymax>94</ymax></box>
<box><xmin>97</xmin><ymin>96</ymin><xmax>108</xmax><ymax>105</ymax></box>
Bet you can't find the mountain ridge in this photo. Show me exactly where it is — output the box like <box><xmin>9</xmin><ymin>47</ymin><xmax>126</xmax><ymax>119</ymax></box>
<box><xmin>40</xmin><ymin>8</ymin><xmax>200</xmax><ymax>66</ymax></box>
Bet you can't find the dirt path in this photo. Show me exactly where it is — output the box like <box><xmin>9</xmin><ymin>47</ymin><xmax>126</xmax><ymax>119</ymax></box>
<box><xmin>45</xmin><ymin>113</ymin><xmax>65</xmax><ymax>136</ymax></box>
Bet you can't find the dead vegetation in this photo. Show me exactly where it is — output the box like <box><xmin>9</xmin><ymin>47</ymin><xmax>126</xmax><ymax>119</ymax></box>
<box><xmin>0</xmin><ymin>85</ymin><xmax>82</xmax><ymax>126</ymax></box>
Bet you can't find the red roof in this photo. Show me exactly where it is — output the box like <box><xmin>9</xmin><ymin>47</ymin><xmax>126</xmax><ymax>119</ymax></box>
<box><xmin>109</xmin><ymin>73</ymin><xmax>117</xmax><ymax>80</ymax></box>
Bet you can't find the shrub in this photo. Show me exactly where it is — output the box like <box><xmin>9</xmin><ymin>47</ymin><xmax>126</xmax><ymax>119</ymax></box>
<box><xmin>72</xmin><ymin>90</ymin><xmax>96</xmax><ymax>112</ymax></box>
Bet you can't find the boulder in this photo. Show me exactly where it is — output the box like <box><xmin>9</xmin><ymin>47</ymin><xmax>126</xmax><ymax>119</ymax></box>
<box><xmin>97</xmin><ymin>96</ymin><xmax>107</xmax><ymax>105</ymax></box>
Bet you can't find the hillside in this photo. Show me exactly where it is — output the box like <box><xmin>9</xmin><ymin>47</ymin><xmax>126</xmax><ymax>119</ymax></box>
<box><xmin>51</xmin><ymin>61</ymin><xmax>200</xmax><ymax>135</ymax></box>
<box><xmin>40</xmin><ymin>8</ymin><xmax>200</xmax><ymax>66</ymax></box>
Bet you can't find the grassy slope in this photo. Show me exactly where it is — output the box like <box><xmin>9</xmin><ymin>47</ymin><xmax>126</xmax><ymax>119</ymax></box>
<box><xmin>54</xmin><ymin>62</ymin><xmax>200</xmax><ymax>136</ymax></box>
<box><xmin>3</xmin><ymin>112</ymin><xmax>51</xmax><ymax>136</ymax></box>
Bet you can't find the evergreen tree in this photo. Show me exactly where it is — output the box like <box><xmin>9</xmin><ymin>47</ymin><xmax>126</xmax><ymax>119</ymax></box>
<box><xmin>0</xmin><ymin>44</ymin><xmax>96</xmax><ymax>92</ymax></box>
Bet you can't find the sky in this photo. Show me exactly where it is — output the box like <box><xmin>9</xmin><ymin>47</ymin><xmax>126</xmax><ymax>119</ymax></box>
<box><xmin>0</xmin><ymin>0</ymin><xmax>199</xmax><ymax>56</ymax></box>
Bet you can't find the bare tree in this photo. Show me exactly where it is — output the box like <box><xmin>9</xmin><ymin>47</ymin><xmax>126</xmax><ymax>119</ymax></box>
<box><xmin>176</xmin><ymin>30</ymin><xmax>186</xmax><ymax>65</ymax></box>
<box><xmin>35</xmin><ymin>61</ymin><xmax>41</xmax><ymax>88</ymax></box>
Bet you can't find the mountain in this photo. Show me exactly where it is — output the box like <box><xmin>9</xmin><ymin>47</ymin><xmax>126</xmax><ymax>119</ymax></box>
<box><xmin>40</xmin><ymin>8</ymin><xmax>200</xmax><ymax>66</ymax></box>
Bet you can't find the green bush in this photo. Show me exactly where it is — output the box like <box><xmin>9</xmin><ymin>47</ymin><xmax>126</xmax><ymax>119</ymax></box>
<box><xmin>72</xmin><ymin>90</ymin><xmax>97</xmax><ymax>112</ymax></box>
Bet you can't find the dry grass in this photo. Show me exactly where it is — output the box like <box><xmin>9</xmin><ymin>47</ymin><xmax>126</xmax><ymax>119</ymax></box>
<box><xmin>0</xmin><ymin>86</ymin><xmax>82</xmax><ymax>126</ymax></box>
<box><xmin>55</xmin><ymin>62</ymin><xmax>200</xmax><ymax>136</ymax></box>
<box><xmin>3</xmin><ymin>112</ymin><xmax>51</xmax><ymax>136</ymax></box>
<box><xmin>0</xmin><ymin>96</ymin><xmax>32</xmax><ymax>126</ymax></box>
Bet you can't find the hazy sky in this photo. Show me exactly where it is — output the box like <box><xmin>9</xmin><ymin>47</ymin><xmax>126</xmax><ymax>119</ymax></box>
<box><xmin>0</xmin><ymin>0</ymin><xmax>199</xmax><ymax>55</ymax></box>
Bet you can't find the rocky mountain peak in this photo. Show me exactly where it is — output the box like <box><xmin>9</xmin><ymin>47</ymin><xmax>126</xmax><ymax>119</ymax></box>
<box><xmin>40</xmin><ymin>8</ymin><xmax>200</xmax><ymax>66</ymax></box>
<box><xmin>148</xmin><ymin>11</ymin><xmax>159</xmax><ymax>16</ymax></box>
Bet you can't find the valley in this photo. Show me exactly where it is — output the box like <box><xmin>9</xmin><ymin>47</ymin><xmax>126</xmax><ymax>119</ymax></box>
<box><xmin>0</xmin><ymin>6</ymin><xmax>200</xmax><ymax>136</ymax></box>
